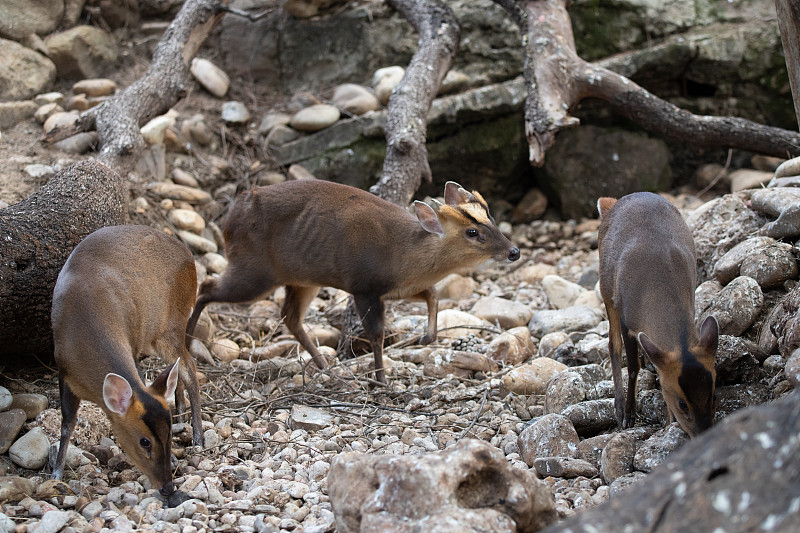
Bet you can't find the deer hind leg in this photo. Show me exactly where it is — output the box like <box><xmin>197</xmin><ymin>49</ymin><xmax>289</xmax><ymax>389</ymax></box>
<box><xmin>605</xmin><ymin>304</ymin><xmax>626</xmax><ymax>429</ymax></box>
<box><xmin>353</xmin><ymin>294</ymin><xmax>387</xmax><ymax>383</ymax></box>
<box><xmin>283</xmin><ymin>285</ymin><xmax>328</xmax><ymax>370</ymax></box>
<box><xmin>621</xmin><ymin>324</ymin><xmax>641</xmax><ymax>429</ymax></box>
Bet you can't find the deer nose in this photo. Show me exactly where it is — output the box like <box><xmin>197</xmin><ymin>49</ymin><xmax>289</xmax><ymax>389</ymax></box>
<box><xmin>508</xmin><ymin>247</ymin><xmax>520</xmax><ymax>262</ymax></box>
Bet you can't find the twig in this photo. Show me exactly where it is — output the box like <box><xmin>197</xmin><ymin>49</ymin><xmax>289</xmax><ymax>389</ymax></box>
<box><xmin>457</xmin><ymin>388</ymin><xmax>489</xmax><ymax>441</ymax></box>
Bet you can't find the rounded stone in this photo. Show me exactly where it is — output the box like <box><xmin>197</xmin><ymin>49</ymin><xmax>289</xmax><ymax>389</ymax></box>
<box><xmin>221</xmin><ymin>101</ymin><xmax>251</xmax><ymax>124</ymax></box>
<box><xmin>9</xmin><ymin>427</ymin><xmax>51</xmax><ymax>469</ymax></box>
<box><xmin>211</xmin><ymin>338</ymin><xmax>240</xmax><ymax>362</ymax></box>
<box><xmin>289</xmin><ymin>104</ymin><xmax>340</xmax><ymax>132</ymax></box>
<box><xmin>0</xmin><ymin>386</ymin><xmax>11</xmax><ymax>411</ymax></box>
<box><xmin>190</xmin><ymin>57</ymin><xmax>230</xmax><ymax>98</ymax></box>
<box><xmin>72</xmin><ymin>78</ymin><xmax>117</xmax><ymax>97</ymax></box>
<box><xmin>168</xmin><ymin>208</ymin><xmax>205</xmax><ymax>234</ymax></box>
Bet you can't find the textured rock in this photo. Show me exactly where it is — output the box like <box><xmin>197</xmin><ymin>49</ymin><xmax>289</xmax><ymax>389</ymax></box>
<box><xmin>0</xmin><ymin>101</ymin><xmax>38</xmax><ymax>130</ymax></box>
<box><xmin>329</xmin><ymin>439</ymin><xmax>557</xmax><ymax>533</ymax></box>
<box><xmin>290</xmin><ymin>405</ymin><xmax>334</xmax><ymax>431</ymax></box>
<box><xmin>633</xmin><ymin>424</ymin><xmax>689</xmax><ymax>473</ymax></box>
<box><xmin>0</xmin><ymin>476</ymin><xmax>35</xmax><ymax>503</ymax></box>
<box><xmin>544</xmin><ymin>371</ymin><xmax>587</xmax><ymax>415</ymax></box>
<box><xmin>561</xmin><ymin>399</ymin><xmax>617</xmax><ymax>437</ymax></box>
<box><xmin>687</xmin><ymin>194</ymin><xmax>767</xmax><ymax>282</ymax></box>
<box><xmin>599</xmin><ymin>432</ymin><xmax>636</xmax><ymax>484</ymax></box>
<box><xmin>0</xmin><ymin>408</ymin><xmax>27</xmax><ymax>454</ymax></box>
<box><xmin>698</xmin><ymin>276</ymin><xmax>763</xmax><ymax>336</ymax></box>
<box><xmin>485</xmin><ymin>327</ymin><xmax>535</xmax><ymax>366</ymax></box>
<box><xmin>10</xmin><ymin>393</ymin><xmax>48</xmax><ymax>419</ymax></box>
<box><xmin>470</xmin><ymin>296</ymin><xmax>532</xmax><ymax>329</ymax></box>
<box><xmin>436</xmin><ymin>309</ymin><xmax>493</xmax><ymax>339</ymax></box>
<box><xmin>750</xmin><ymin>187</ymin><xmax>800</xmax><ymax>239</ymax></box>
<box><xmin>713</xmin><ymin>236</ymin><xmax>797</xmax><ymax>289</ymax></box>
<box><xmin>528</xmin><ymin>306</ymin><xmax>605</xmax><ymax>338</ymax></box>
<box><xmin>8</xmin><ymin>427</ymin><xmax>50</xmax><ymax>469</ymax></box>
<box><xmin>518</xmin><ymin>414</ymin><xmax>580</xmax><ymax>464</ymax></box>
<box><xmin>533</xmin><ymin>457</ymin><xmax>598</xmax><ymax>479</ymax></box>
<box><xmin>0</xmin><ymin>38</ymin><xmax>57</xmax><ymax>101</ymax></box>
<box><xmin>541</xmin><ymin>275</ymin><xmax>587</xmax><ymax>309</ymax></box>
<box><xmin>715</xmin><ymin>336</ymin><xmax>762</xmax><ymax>384</ymax></box>
<box><xmin>0</xmin><ymin>0</ymin><xmax>63</xmax><ymax>40</ymax></box>
<box><xmin>0</xmin><ymin>386</ymin><xmax>10</xmax><ymax>411</ymax></box>
<box><xmin>45</xmin><ymin>26</ymin><xmax>119</xmax><ymax>80</ymax></box>
<box><xmin>502</xmin><ymin>357</ymin><xmax>568</xmax><ymax>395</ymax></box>
<box><xmin>331</xmin><ymin>83</ymin><xmax>381</xmax><ymax>115</ymax></box>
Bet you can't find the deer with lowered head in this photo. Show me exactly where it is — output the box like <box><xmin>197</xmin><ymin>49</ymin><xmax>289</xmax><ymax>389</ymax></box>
<box><xmin>51</xmin><ymin>225</ymin><xmax>203</xmax><ymax>498</ymax></box>
<box><xmin>597</xmin><ymin>192</ymin><xmax>719</xmax><ymax>437</ymax></box>
<box><xmin>186</xmin><ymin>179</ymin><xmax>520</xmax><ymax>383</ymax></box>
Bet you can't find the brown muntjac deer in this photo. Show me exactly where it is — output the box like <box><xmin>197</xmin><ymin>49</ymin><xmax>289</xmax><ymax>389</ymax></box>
<box><xmin>51</xmin><ymin>225</ymin><xmax>203</xmax><ymax>497</ymax></box>
<box><xmin>186</xmin><ymin>179</ymin><xmax>520</xmax><ymax>383</ymax></box>
<box><xmin>597</xmin><ymin>192</ymin><xmax>719</xmax><ymax>437</ymax></box>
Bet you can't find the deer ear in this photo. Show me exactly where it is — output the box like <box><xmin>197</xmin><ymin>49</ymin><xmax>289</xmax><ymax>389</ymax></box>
<box><xmin>415</xmin><ymin>201</ymin><xmax>444</xmax><ymax>236</ymax></box>
<box><xmin>103</xmin><ymin>373</ymin><xmax>133</xmax><ymax>415</ymax></box>
<box><xmin>444</xmin><ymin>181</ymin><xmax>472</xmax><ymax>206</ymax></box>
<box><xmin>150</xmin><ymin>361</ymin><xmax>180</xmax><ymax>401</ymax></box>
<box><xmin>597</xmin><ymin>197</ymin><xmax>617</xmax><ymax>218</ymax></box>
<box><xmin>638</xmin><ymin>332</ymin><xmax>668</xmax><ymax>369</ymax></box>
<box><xmin>699</xmin><ymin>315</ymin><xmax>719</xmax><ymax>355</ymax></box>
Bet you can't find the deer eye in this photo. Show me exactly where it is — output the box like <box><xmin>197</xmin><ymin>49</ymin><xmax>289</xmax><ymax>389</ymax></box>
<box><xmin>140</xmin><ymin>437</ymin><xmax>152</xmax><ymax>450</ymax></box>
<box><xmin>466</xmin><ymin>228</ymin><xmax>479</xmax><ymax>238</ymax></box>
<box><xmin>678</xmin><ymin>399</ymin><xmax>688</xmax><ymax>412</ymax></box>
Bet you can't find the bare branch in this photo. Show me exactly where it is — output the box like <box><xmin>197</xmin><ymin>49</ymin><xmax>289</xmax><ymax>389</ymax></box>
<box><xmin>369</xmin><ymin>0</ymin><xmax>460</xmax><ymax>206</ymax></box>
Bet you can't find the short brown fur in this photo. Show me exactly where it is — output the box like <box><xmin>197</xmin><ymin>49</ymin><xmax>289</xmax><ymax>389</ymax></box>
<box><xmin>186</xmin><ymin>180</ymin><xmax>520</xmax><ymax>383</ymax></box>
<box><xmin>51</xmin><ymin>225</ymin><xmax>203</xmax><ymax>496</ymax></box>
<box><xmin>597</xmin><ymin>192</ymin><xmax>719</xmax><ymax>437</ymax></box>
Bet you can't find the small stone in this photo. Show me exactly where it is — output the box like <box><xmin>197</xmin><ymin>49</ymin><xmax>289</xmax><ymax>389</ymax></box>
<box><xmin>34</xmin><ymin>102</ymin><xmax>64</xmax><ymax>124</ymax></box>
<box><xmin>512</xmin><ymin>188</ymin><xmax>548</xmax><ymax>224</ymax></box>
<box><xmin>543</xmin><ymin>371</ymin><xmax>586</xmax><ymax>415</ymax></box>
<box><xmin>0</xmin><ymin>386</ymin><xmax>12</xmax><ymax>410</ymax></box>
<box><xmin>171</xmin><ymin>168</ymin><xmax>199</xmax><ymax>187</ymax></box>
<box><xmin>34</xmin><ymin>92</ymin><xmax>65</xmax><ymax>106</ymax></box>
<box><xmin>9</xmin><ymin>427</ymin><xmax>51</xmax><ymax>469</ymax></box>
<box><xmin>36</xmin><ymin>509</ymin><xmax>71</xmax><ymax>533</ymax></box>
<box><xmin>141</xmin><ymin>115</ymin><xmax>174</xmax><ymax>145</ymax></box>
<box><xmin>515</xmin><ymin>263</ymin><xmax>557</xmax><ymax>284</ymax></box>
<box><xmin>435</xmin><ymin>273</ymin><xmax>476</xmax><ymax>300</ymax></box>
<box><xmin>501</xmin><ymin>357</ymin><xmax>568</xmax><ymax>395</ymax></box>
<box><xmin>23</xmin><ymin>164</ymin><xmax>56</xmax><ymax>180</ymax></box>
<box><xmin>168</xmin><ymin>208</ymin><xmax>205</xmax><ymax>233</ymax></box>
<box><xmin>289</xmin><ymin>104</ymin><xmax>340</xmax><ymax>132</ymax></box>
<box><xmin>538</xmin><ymin>331</ymin><xmax>571</xmax><ymax>359</ymax></box>
<box><xmin>221</xmin><ymin>101</ymin><xmax>250</xmax><ymax>124</ymax></box>
<box><xmin>728</xmin><ymin>168</ymin><xmax>773</xmax><ymax>192</ymax></box>
<box><xmin>149</xmin><ymin>182</ymin><xmax>212</xmax><ymax>204</ymax></box>
<box><xmin>439</xmin><ymin>69</ymin><xmax>471</xmax><ymax>95</ymax></box>
<box><xmin>0</xmin><ymin>476</ymin><xmax>35</xmax><ymax>503</ymax></box>
<box><xmin>72</xmin><ymin>78</ymin><xmax>117</xmax><ymax>96</ymax></box>
<box><xmin>485</xmin><ymin>327</ymin><xmax>535</xmax><ymax>366</ymax></box>
<box><xmin>633</xmin><ymin>424</ymin><xmax>689</xmax><ymax>473</ymax></box>
<box><xmin>258</xmin><ymin>112</ymin><xmax>291</xmax><ymax>134</ymax></box>
<box><xmin>52</xmin><ymin>132</ymin><xmax>97</xmax><ymax>154</ymax></box>
<box><xmin>331</xmin><ymin>83</ymin><xmax>380</xmax><ymax>116</ymax></box>
<box><xmin>42</xmin><ymin>111</ymin><xmax>80</xmax><ymax>133</ymax></box>
<box><xmin>182</xmin><ymin>114</ymin><xmax>215</xmax><ymax>146</ymax></box>
<box><xmin>210</xmin><ymin>338</ymin><xmax>240</xmax><ymax>362</ymax></box>
<box><xmin>470</xmin><ymin>296</ymin><xmax>532</xmax><ymax>329</ymax></box>
<box><xmin>561</xmin><ymin>399</ymin><xmax>617</xmax><ymax>437</ymax></box>
<box><xmin>201</xmin><ymin>253</ymin><xmax>228</xmax><ymax>274</ymax></box>
<box><xmin>189</xmin><ymin>339</ymin><xmax>215</xmax><ymax>365</ymax></box>
<box><xmin>67</xmin><ymin>93</ymin><xmax>89</xmax><ymax>111</ymax></box>
<box><xmin>178</xmin><ymin>231</ymin><xmax>218</xmax><ymax>253</ymax></box>
<box><xmin>290</xmin><ymin>405</ymin><xmax>334</xmax><ymax>431</ymax></box>
<box><xmin>373</xmin><ymin>66</ymin><xmax>405</xmax><ymax>106</ymax></box>
<box><xmin>190</xmin><ymin>58</ymin><xmax>230</xmax><ymax>98</ymax></box>
<box><xmin>542</xmin><ymin>275</ymin><xmax>587</xmax><ymax>309</ymax></box>
<box><xmin>528</xmin><ymin>306</ymin><xmax>605</xmax><ymax>338</ymax></box>
<box><xmin>533</xmin><ymin>457</ymin><xmax>598</xmax><ymax>479</ymax></box>
<box><xmin>518</xmin><ymin>414</ymin><xmax>580</xmax><ymax>464</ymax></box>
<box><xmin>265</xmin><ymin>124</ymin><xmax>301</xmax><ymax>147</ymax></box>
<box><xmin>11</xmin><ymin>393</ymin><xmax>49</xmax><ymax>419</ymax></box>
<box><xmin>436</xmin><ymin>309</ymin><xmax>492</xmax><ymax>339</ymax></box>
<box><xmin>0</xmin><ymin>408</ymin><xmax>27</xmax><ymax>453</ymax></box>
<box><xmin>600</xmin><ymin>432</ymin><xmax>635</xmax><ymax>484</ymax></box>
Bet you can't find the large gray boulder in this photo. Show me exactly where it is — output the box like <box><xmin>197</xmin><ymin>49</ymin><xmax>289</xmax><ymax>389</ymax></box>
<box><xmin>328</xmin><ymin>438</ymin><xmax>557</xmax><ymax>533</ymax></box>
<box><xmin>0</xmin><ymin>39</ymin><xmax>56</xmax><ymax>101</ymax></box>
<box><xmin>543</xmin><ymin>390</ymin><xmax>800</xmax><ymax>533</ymax></box>
<box><xmin>0</xmin><ymin>0</ymin><xmax>64</xmax><ymax>41</ymax></box>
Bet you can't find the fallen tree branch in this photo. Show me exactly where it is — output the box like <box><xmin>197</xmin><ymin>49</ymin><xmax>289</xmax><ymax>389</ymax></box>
<box><xmin>495</xmin><ymin>0</ymin><xmax>800</xmax><ymax>166</ymax></box>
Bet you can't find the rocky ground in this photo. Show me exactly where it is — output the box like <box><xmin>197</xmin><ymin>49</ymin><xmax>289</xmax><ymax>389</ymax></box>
<box><xmin>2</xmin><ymin>3</ymin><xmax>800</xmax><ymax>533</ymax></box>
